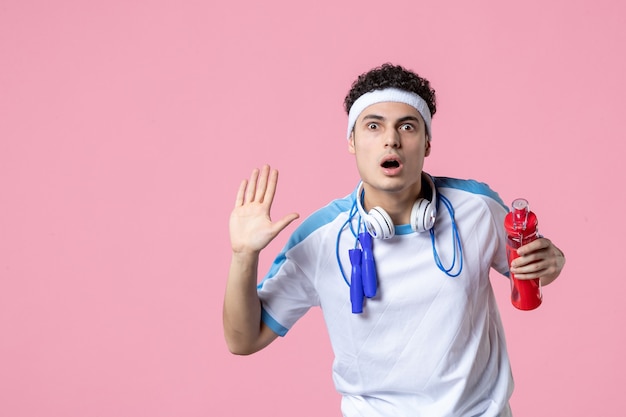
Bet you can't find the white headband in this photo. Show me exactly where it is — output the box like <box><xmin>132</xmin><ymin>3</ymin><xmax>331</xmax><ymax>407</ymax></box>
<box><xmin>346</xmin><ymin>87</ymin><xmax>432</xmax><ymax>140</ymax></box>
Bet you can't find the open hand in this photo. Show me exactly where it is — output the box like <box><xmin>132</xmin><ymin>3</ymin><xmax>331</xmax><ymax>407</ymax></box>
<box><xmin>229</xmin><ymin>165</ymin><xmax>300</xmax><ymax>254</ymax></box>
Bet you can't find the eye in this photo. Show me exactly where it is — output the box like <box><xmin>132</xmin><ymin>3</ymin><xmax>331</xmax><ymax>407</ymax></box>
<box><xmin>367</xmin><ymin>122</ymin><xmax>379</xmax><ymax>130</ymax></box>
<box><xmin>399</xmin><ymin>123</ymin><xmax>415</xmax><ymax>131</ymax></box>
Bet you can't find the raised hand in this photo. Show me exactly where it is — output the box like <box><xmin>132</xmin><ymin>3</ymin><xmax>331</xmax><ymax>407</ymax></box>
<box><xmin>229</xmin><ymin>165</ymin><xmax>300</xmax><ymax>254</ymax></box>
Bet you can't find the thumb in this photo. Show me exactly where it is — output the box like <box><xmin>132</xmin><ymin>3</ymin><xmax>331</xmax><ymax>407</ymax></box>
<box><xmin>271</xmin><ymin>212</ymin><xmax>300</xmax><ymax>235</ymax></box>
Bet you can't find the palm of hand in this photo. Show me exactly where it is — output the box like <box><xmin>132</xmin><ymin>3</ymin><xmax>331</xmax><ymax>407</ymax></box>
<box><xmin>230</xmin><ymin>201</ymin><xmax>277</xmax><ymax>253</ymax></box>
<box><xmin>229</xmin><ymin>166</ymin><xmax>299</xmax><ymax>254</ymax></box>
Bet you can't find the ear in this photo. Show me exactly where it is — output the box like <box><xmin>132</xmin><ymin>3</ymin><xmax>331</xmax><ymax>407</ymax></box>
<box><xmin>425</xmin><ymin>140</ymin><xmax>431</xmax><ymax>156</ymax></box>
<box><xmin>348</xmin><ymin>132</ymin><xmax>356</xmax><ymax>154</ymax></box>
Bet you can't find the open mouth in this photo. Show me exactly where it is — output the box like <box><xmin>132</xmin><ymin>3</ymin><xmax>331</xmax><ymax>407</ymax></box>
<box><xmin>381</xmin><ymin>159</ymin><xmax>400</xmax><ymax>169</ymax></box>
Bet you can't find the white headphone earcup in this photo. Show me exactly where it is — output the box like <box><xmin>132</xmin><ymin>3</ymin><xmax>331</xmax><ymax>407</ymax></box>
<box><xmin>410</xmin><ymin>198</ymin><xmax>436</xmax><ymax>233</ymax></box>
<box><xmin>365</xmin><ymin>207</ymin><xmax>395</xmax><ymax>239</ymax></box>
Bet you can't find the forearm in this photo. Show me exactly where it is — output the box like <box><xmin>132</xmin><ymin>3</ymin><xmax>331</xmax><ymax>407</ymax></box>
<box><xmin>223</xmin><ymin>251</ymin><xmax>267</xmax><ymax>355</ymax></box>
<box><xmin>225</xmin><ymin>165</ymin><xmax>296</xmax><ymax>354</ymax></box>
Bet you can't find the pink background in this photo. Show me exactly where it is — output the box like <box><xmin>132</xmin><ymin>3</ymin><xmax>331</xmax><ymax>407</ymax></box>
<box><xmin>1</xmin><ymin>1</ymin><xmax>624</xmax><ymax>416</ymax></box>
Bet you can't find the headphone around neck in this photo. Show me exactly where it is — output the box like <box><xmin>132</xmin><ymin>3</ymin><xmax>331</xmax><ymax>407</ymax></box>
<box><xmin>355</xmin><ymin>173</ymin><xmax>438</xmax><ymax>239</ymax></box>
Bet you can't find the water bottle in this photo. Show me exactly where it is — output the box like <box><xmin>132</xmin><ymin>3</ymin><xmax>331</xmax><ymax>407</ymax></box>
<box><xmin>504</xmin><ymin>198</ymin><xmax>542</xmax><ymax>310</ymax></box>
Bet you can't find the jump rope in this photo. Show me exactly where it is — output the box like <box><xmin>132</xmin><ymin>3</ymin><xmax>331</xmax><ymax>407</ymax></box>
<box><xmin>335</xmin><ymin>184</ymin><xmax>464</xmax><ymax>313</ymax></box>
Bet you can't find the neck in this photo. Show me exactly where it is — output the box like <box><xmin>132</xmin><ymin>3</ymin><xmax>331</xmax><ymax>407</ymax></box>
<box><xmin>362</xmin><ymin>181</ymin><xmax>424</xmax><ymax>225</ymax></box>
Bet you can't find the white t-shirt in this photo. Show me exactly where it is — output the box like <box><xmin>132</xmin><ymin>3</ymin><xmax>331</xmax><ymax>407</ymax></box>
<box><xmin>258</xmin><ymin>177</ymin><xmax>514</xmax><ymax>417</ymax></box>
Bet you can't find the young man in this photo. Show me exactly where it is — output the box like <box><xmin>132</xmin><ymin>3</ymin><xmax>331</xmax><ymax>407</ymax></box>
<box><xmin>224</xmin><ymin>63</ymin><xmax>565</xmax><ymax>416</ymax></box>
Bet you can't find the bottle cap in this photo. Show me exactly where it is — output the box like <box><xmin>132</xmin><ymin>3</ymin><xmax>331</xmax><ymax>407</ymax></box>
<box><xmin>512</xmin><ymin>198</ymin><xmax>530</xmax><ymax>231</ymax></box>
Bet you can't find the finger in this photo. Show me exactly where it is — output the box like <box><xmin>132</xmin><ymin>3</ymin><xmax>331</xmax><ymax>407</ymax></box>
<box><xmin>512</xmin><ymin>259</ymin><xmax>544</xmax><ymax>273</ymax></box>
<box><xmin>235</xmin><ymin>179</ymin><xmax>247</xmax><ymax>207</ymax></box>
<box><xmin>517</xmin><ymin>238</ymin><xmax>550</xmax><ymax>256</ymax></box>
<box><xmin>511</xmin><ymin>251</ymin><xmax>543</xmax><ymax>268</ymax></box>
<box><xmin>245</xmin><ymin>168</ymin><xmax>260</xmax><ymax>203</ymax></box>
<box><xmin>271</xmin><ymin>212</ymin><xmax>300</xmax><ymax>234</ymax></box>
<box><xmin>255</xmin><ymin>165</ymin><xmax>271</xmax><ymax>203</ymax></box>
<box><xmin>513</xmin><ymin>255</ymin><xmax>562</xmax><ymax>279</ymax></box>
<box><xmin>511</xmin><ymin>264</ymin><xmax>544</xmax><ymax>280</ymax></box>
<box><xmin>263</xmin><ymin>168</ymin><xmax>279</xmax><ymax>207</ymax></box>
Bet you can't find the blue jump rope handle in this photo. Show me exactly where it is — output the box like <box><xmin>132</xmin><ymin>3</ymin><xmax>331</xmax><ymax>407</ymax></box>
<box><xmin>349</xmin><ymin>248</ymin><xmax>364</xmax><ymax>314</ymax></box>
<box><xmin>359</xmin><ymin>232</ymin><xmax>377</xmax><ymax>298</ymax></box>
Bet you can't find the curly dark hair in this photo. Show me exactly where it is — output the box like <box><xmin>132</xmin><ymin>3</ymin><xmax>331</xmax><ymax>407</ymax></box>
<box><xmin>344</xmin><ymin>63</ymin><xmax>437</xmax><ymax>118</ymax></box>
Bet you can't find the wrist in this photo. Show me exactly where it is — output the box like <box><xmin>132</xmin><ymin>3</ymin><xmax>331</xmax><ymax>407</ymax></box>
<box><xmin>231</xmin><ymin>249</ymin><xmax>261</xmax><ymax>262</ymax></box>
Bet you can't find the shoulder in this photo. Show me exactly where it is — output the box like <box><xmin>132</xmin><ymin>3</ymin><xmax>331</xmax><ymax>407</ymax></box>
<box><xmin>284</xmin><ymin>192</ymin><xmax>355</xmax><ymax>249</ymax></box>
<box><xmin>433</xmin><ymin>176</ymin><xmax>508</xmax><ymax>211</ymax></box>
<box><xmin>261</xmin><ymin>192</ymin><xmax>354</xmax><ymax>281</ymax></box>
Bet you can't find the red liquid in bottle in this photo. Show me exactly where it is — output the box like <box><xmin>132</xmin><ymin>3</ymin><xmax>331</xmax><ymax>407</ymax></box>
<box><xmin>504</xmin><ymin>198</ymin><xmax>542</xmax><ymax>310</ymax></box>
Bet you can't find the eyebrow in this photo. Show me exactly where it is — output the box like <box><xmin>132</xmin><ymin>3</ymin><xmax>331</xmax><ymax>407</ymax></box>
<box><xmin>361</xmin><ymin>114</ymin><xmax>422</xmax><ymax>124</ymax></box>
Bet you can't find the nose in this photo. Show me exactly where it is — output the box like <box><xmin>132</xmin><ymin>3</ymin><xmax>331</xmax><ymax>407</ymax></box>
<box><xmin>384</xmin><ymin>129</ymin><xmax>400</xmax><ymax>148</ymax></box>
